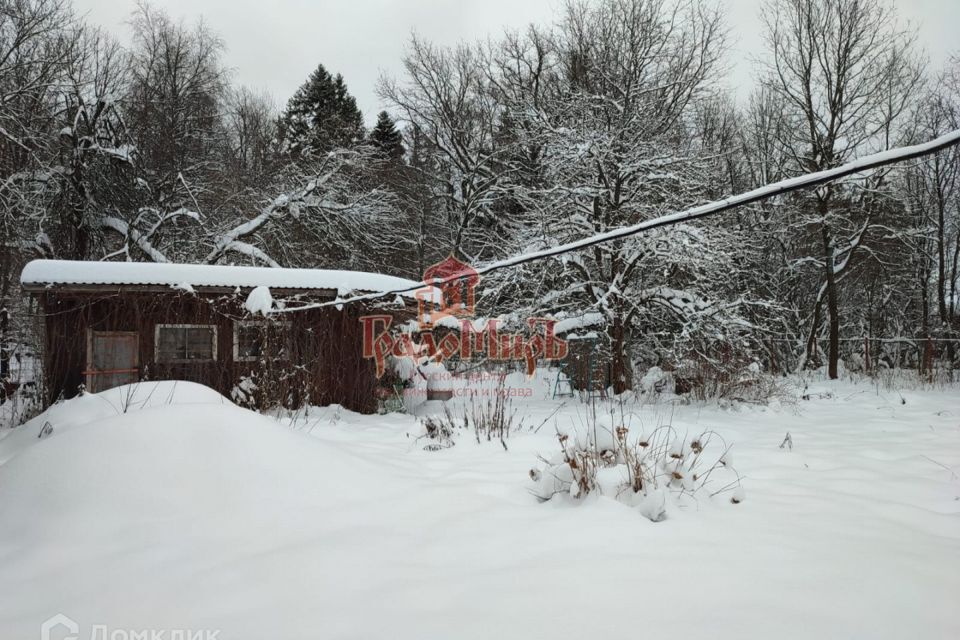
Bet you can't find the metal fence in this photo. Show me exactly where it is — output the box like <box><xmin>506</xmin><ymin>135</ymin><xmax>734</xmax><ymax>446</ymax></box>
<box><xmin>0</xmin><ymin>304</ymin><xmax>44</xmax><ymax>427</ymax></box>
<box><xmin>766</xmin><ymin>335</ymin><xmax>960</xmax><ymax>382</ymax></box>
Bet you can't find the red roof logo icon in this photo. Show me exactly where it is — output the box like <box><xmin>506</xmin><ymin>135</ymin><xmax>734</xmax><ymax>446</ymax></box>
<box><xmin>416</xmin><ymin>255</ymin><xmax>480</xmax><ymax>328</ymax></box>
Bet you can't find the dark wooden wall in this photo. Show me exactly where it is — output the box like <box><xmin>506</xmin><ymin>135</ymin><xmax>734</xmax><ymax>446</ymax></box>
<box><xmin>38</xmin><ymin>290</ymin><xmax>378</xmax><ymax>414</ymax></box>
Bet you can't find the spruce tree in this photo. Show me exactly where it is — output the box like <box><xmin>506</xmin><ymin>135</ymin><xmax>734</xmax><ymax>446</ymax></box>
<box><xmin>278</xmin><ymin>64</ymin><xmax>365</xmax><ymax>157</ymax></box>
<box><xmin>369</xmin><ymin>111</ymin><xmax>405</xmax><ymax>160</ymax></box>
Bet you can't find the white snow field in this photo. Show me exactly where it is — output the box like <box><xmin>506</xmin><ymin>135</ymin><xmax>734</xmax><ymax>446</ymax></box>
<box><xmin>0</xmin><ymin>377</ymin><xmax>958</xmax><ymax>639</ymax></box>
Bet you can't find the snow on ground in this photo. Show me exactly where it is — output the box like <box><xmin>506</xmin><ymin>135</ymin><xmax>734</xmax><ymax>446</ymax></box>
<box><xmin>0</xmin><ymin>376</ymin><xmax>958</xmax><ymax>639</ymax></box>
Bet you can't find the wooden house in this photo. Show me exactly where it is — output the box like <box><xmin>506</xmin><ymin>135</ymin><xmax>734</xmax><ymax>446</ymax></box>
<box><xmin>21</xmin><ymin>260</ymin><xmax>422</xmax><ymax>414</ymax></box>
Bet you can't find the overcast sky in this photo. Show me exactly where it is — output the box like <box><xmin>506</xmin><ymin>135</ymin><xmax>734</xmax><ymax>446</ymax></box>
<box><xmin>73</xmin><ymin>0</ymin><xmax>958</xmax><ymax>125</ymax></box>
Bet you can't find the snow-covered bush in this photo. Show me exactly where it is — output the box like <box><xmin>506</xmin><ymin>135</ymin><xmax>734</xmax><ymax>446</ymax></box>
<box><xmin>638</xmin><ymin>366</ymin><xmax>672</xmax><ymax>395</ymax></box>
<box><xmin>230</xmin><ymin>375</ymin><xmax>259</xmax><ymax>409</ymax></box>
<box><xmin>420</xmin><ymin>408</ymin><xmax>458</xmax><ymax>450</ymax></box>
<box><xmin>669</xmin><ymin>352</ymin><xmax>794</xmax><ymax>406</ymax></box>
<box><xmin>464</xmin><ymin>386</ymin><xmax>519</xmax><ymax>448</ymax></box>
<box><xmin>529</xmin><ymin>408</ymin><xmax>742</xmax><ymax>521</ymax></box>
<box><xmin>229</xmin><ymin>361</ymin><xmax>311</xmax><ymax>411</ymax></box>
<box><xmin>417</xmin><ymin>378</ymin><xmax>522</xmax><ymax>450</ymax></box>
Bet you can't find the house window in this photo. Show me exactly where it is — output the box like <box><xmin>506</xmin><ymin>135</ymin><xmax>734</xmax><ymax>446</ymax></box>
<box><xmin>155</xmin><ymin>324</ymin><xmax>217</xmax><ymax>363</ymax></box>
<box><xmin>233</xmin><ymin>321</ymin><xmax>291</xmax><ymax>362</ymax></box>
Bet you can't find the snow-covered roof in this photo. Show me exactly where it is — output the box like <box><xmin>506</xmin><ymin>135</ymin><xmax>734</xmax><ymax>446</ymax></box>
<box><xmin>21</xmin><ymin>260</ymin><xmax>424</xmax><ymax>298</ymax></box>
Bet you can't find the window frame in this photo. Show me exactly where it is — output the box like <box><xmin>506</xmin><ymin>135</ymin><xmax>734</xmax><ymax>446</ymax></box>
<box><xmin>154</xmin><ymin>323</ymin><xmax>218</xmax><ymax>364</ymax></box>
<box><xmin>232</xmin><ymin>320</ymin><xmax>292</xmax><ymax>363</ymax></box>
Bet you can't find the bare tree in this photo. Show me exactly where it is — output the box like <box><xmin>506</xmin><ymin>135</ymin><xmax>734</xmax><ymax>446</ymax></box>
<box><xmin>512</xmin><ymin>0</ymin><xmax>728</xmax><ymax>392</ymax></box>
<box><xmin>915</xmin><ymin>72</ymin><xmax>959</xmax><ymax>328</ymax></box>
<box><xmin>759</xmin><ymin>0</ymin><xmax>922</xmax><ymax>378</ymax></box>
<box><xmin>204</xmin><ymin>148</ymin><xmax>398</xmax><ymax>270</ymax></box>
<box><xmin>221</xmin><ymin>87</ymin><xmax>278</xmax><ymax>192</ymax></box>
<box><xmin>126</xmin><ymin>1</ymin><xmax>227</xmax><ymax>214</ymax></box>
<box><xmin>378</xmin><ymin>35</ymin><xmax>517</xmax><ymax>262</ymax></box>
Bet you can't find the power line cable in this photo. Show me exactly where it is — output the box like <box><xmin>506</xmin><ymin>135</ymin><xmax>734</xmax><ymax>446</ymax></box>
<box><xmin>273</xmin><ymin>129</ymin><xmax>960</xmax><ymax>314</ymax></box>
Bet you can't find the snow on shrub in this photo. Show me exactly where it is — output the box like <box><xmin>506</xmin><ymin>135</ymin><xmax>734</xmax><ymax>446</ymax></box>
<box><xmin>419</xmin><ymin>409</ymin><xmax>458</xmax><ymax>451</ymax></box>
<box><xmin>638</xmin><ymin>366</ymin><xmax>671</xmax><ymax>395</ymax></box>
<box><xmin>529</xmin><ymin>407</ymin><xmax>743</xmax><ymax>521</ymax></box>
<box><xmin>231</xmin><ymin>375</ymin><xmax>259</xmax><ymax>409</ymax></box>
<box><xmin>417</xmin><ymin>376</ymin><xmax>523</xmax><ymax>450</ymax></box>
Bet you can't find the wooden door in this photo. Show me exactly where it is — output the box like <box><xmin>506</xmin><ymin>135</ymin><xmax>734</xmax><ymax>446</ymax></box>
<box><xmin>85</xmin><ymin>331</ymin><xmax>140</xmax><ymax>393</ymax></box>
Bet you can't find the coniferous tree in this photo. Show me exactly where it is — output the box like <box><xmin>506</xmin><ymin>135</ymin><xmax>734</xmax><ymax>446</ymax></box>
<box><xmin>369</xmin><ymin>111</ymin><xmax>404</xmax><ymax>159</ymax></box>
<box><xmin>278</xmin><ymin>64</ymin><xmax>364</xmax><ymax>157</ymax></box>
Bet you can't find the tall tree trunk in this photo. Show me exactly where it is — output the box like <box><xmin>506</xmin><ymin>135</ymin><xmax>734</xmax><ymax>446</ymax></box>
<box><xmin>801</xmin><ymin>294</ymin><xmax>825</xmax><ymax>371</ymax></box>
<box><xmin>68</xmin><ymin>164</ymin><xmax>91</xmax><ymax>260</ymax></box>
<box><xmin>950</xmin><ymin>228</ymin><xmax>960</xmax><ymax>323</ymax></box>
<box><xmin>609</xmin><ymin>313</ymin><xmax>632</xmax><ymax>394</ymax></box>
<box><xmin>936</xmin><ymin>184</ymin><xmax>948</xmax><ymax>324</ymax></box>
<box><xmin>821</xmin><ymin>220</ymin><xmax>840</xmax><ymax>379</ymax></box>
<box><xmin>920</xmin><ymin>264</ymin><xmax>930</xmax><ymax>338</ymax></box>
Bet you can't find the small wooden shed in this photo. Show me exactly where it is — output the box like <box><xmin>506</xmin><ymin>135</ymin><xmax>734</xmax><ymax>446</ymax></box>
<box><xmin>21</xmin><ymin>260</ymin><xmax>420</xmax><ymax>414</ymax></box>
